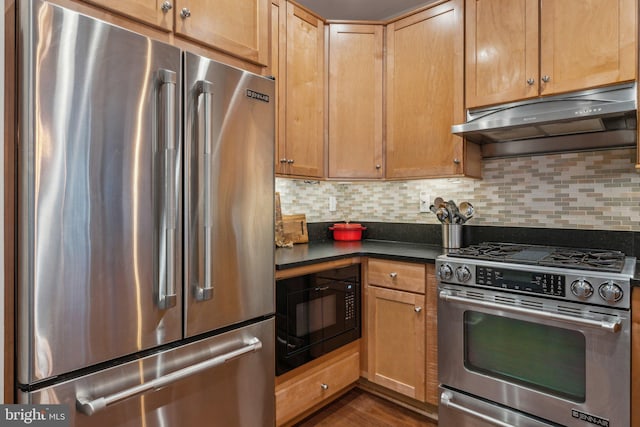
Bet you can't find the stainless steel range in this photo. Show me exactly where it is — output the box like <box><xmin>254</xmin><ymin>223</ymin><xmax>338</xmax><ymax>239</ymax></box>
<box><xmin>437</xmin><ymin>242</ymin><xmax>634</xmax><ymax>427</ymax></box>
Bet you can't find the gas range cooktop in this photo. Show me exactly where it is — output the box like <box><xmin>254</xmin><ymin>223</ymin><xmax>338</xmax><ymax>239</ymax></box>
<box><xmin>438</xmin><ymin>242</ymin><xmax>636</xmax><ymax>308</ymax></box>
<box><xmin>447</xmin><ymin>242</ymin><xmax>627</xmax><ymax>273</ymax></box>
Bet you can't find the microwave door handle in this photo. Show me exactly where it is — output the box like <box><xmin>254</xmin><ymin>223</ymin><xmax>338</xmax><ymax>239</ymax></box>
<box><xmin>76</xmin><ymin>338</ymin><xmax>262</xmax><ymax>416</ymax></box>
<box><xmin>439</xmin><ymin>290</ymin><xmax>622</xmax><ymax>333</ymax></box>
<box><xmin>156</xmin><ymin>69</ymin><xmax>178</xmax><ymax>310</ymax></box>
<box><xmin>195</xmin><ymin>80</ymin><xmax>214</xmax><ymax>301</ymax></box>
<box><xmin>440</xmin><ymin>391</ymin><xmax>513</xmax><ymax>427</ymax></box>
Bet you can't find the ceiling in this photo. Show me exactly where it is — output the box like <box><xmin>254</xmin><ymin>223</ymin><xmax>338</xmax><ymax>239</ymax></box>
<box><xmin>295</xmin><ymin>0</ymin><xmax>437</xmax><ymax>21</ymax></box>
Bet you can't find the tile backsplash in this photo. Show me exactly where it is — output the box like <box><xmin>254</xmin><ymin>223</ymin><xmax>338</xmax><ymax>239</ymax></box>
<box><xmin>276</xmin><ymin>148</ymin><xmax>640</xmax><ymax>231</ymax></box>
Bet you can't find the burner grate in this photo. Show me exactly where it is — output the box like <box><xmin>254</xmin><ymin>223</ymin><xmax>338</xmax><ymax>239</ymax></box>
<box><xmin>539</xmin><ymin>249</ymin><xmax>625</xmax><ymax>272</ymax></box>
<box><xmin>448</xmin><ymin>242</ymin><xmax>626</xmax><ymax>273</ymax></box>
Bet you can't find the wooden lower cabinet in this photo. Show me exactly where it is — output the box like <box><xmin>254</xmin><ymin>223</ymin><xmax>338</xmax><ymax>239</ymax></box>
<box><xmin>275</xmin><ymin>260</ymin><xmax>439</xmax><ymax>426</ymax></box>
<box><xmin>275</xmin><ymin>341</ymin><xmax>360</xmax><ymax>426</ymax></box>
<box><xmin>364</xmin><ymin>261</ymin><xmax>438</xmax><ymax>405</ymax></box>
<box><xmin>367</xmin><ymin>285</ymin><xmax>426</xmax><ymax>400</ymax></box>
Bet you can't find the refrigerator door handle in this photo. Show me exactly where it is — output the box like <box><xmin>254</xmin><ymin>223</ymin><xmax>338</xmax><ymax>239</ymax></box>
<box><xmin>194</xmin><ymin>80</ymin><xmax>215</xmax><ymax>301</ymax></box>
<box><xmin>156</xmin><ymin>69</ymin><xmax>178</xmax><ymax>310</ymax></box>
<box><xmin>76</xmin><ymin>337</ymin><xmax>263</xmax><ymax>416</ymax></box>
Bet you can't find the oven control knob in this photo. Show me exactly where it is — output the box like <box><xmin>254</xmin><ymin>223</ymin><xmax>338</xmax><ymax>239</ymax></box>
<box><xmin>570</xmin><ymin>279</ymin><xmax>593</xmax><ymax>299</ymax></box>
<box><xmin>455</xmin><ymin>266</ymin><xmax>472</xmax><ymax>283</ymax></box>
<box><xmin>438</xmin><ymin>264</ymin><xmax>453</xmax><ymax>281</ymax></box>
<box><xmin>598</xmin><ymin>282</ymin><xmax>623</xmax><ymax>304</ymax></box>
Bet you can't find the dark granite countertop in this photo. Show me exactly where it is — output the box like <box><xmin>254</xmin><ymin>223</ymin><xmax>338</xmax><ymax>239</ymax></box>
<box><xmin>275</xmin><ymin>237</ymin><xmax>640</xmax><ymax>288</ymax></box>
<box><xmin>275</xmin><ymin>239</ymin><xmax>443</xmax><ymax>270</ymax></box>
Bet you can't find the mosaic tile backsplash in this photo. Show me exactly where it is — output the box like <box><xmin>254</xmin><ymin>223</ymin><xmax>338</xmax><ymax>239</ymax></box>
<box><xmin>275</xmin><ymin>148</ymin><xmax>640</xmax><ymax>231</ymax></box>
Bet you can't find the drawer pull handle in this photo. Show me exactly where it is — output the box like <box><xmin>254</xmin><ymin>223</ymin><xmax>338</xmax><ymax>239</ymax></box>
<box><xmin>389</xmin><ymin>272</ymin><xmax>398</xmax><ymax>279</ymax></box>
<box><xmin>320</xmin><ymin>383</ymin><xmax>329</xmax><ymax>391</ymax></box>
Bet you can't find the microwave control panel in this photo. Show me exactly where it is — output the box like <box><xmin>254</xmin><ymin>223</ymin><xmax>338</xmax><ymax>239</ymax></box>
<box><xmin>345</xmin><ymin>287</ymin><xmax>356</xmax><ymax>321</ymax></box>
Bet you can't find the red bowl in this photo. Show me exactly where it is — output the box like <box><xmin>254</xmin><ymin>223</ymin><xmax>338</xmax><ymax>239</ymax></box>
<box><xmin>329</xmin><ymin>223</ymin><xmax>367</xmax><ymax>241</ymax></box>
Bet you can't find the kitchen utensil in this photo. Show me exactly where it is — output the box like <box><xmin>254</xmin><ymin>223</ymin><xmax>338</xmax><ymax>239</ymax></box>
<box><xmin>459</xmin><ymin>201</ymin><xmax>474</xmax><ymax>220</ymax></box>
<box><xmin>446</xmin><ymin>200</ymin><xmax>459</xmax><ymax>223</ymax></box>
<box><xmin>429</xmin><ymin>204</ymin><xmax>438</xmax><ymax>214</ymax></box>
<box><xmin>435</xmin><ymin>207</ymin><xmax>449</xmax><ymax>224</ymax></box>
<box><xmin>329</xmin><ymin>223</ymin><xmax>367</xmax><ymax>241</ymax></box>
<box><xmin>433</xmin><ymin>197</ymin><xmax>445</xmax><ymax>208</ymax></box>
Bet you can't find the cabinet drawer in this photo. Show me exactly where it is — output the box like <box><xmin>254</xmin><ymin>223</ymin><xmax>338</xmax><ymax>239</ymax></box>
<box><xmin>275</xmin><ymin>351</ymin><xmax>360</xmax><ymax>426</ymax></box>
<box><xmin>368</xmin><ymin>259</ymin><xmax>425</xmax><ymax>293</ymax></box>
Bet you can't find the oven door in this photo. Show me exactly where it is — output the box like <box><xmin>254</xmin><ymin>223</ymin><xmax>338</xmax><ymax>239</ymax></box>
<box><xmin>438</xmin><ymin>284</ymin><xmax>630</xmax><ymax>427</ymax></box>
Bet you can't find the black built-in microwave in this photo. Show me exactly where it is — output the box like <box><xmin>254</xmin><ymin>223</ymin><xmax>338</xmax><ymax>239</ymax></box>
<box><xmin>276</xmin><ymin>264</ymin><xmax>361</xmax><ymax>375</ymax></box>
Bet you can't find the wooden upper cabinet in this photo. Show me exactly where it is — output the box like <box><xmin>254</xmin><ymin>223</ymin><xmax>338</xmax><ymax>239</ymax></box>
<box><xmin>466</xmin><ymin>0</ymin><xmax>637</xmax><ymax>108</ymax></box>
<box><xmin>386</xmin><ymin>0</ymin><xmax>476</xmax><ymax>179</ymax></box>
<box><xmin>328</xmin><ymin>24</ymin><xmax>384</xmax><ymax>179</ymax></box>
<box><xmin>465</xmin><ymin>0</ymin><xmax>539</xmax><ymax>108</ymax></box>
<box><xmin>271</xmin><ymin>0</ymin><xmax>284</xmax><ymax>174</ymax></box>
<box><xmin>81</xmin><ymin>0</ymin><xmax>174</xmax><ymax>30</ymax></box>
<box><xmin>539</xmin><ymin>0</ymin><xmax>636</xmax><ymax>96</ymax></box>
<box><xmin>175</xmin><ymin>0</ymin><xmax>270</xmax><ymax>65</ymax></box>
<box><xmin>81</xmin><ymin>0</ymin><xmax>270</xmax><ymax>66</ymax></box>
<box><xmin>279</xmin><ymin>3</ymin><xmax>325</xmax><ymax>178</ymax></box>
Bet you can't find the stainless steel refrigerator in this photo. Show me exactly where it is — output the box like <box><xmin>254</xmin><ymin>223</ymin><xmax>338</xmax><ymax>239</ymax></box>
<box><xmin>16</xmin><ymin>1</ymin><xmax>275</xmax><ymax>425</ymax></box>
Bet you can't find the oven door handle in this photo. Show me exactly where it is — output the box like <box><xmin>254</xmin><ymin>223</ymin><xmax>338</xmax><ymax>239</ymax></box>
<box><xmin>440</xmin><ymin>390</ymin><xmax>514</xmax><ymax>427</ymax></box>
<box><xmin>439</xmin><ymin>290</ymin><xmax>622</xmax><ymax>333</ymax></box>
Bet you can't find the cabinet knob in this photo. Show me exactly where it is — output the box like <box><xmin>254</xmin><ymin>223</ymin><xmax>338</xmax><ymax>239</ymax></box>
<box><xmin>414</xmin><ymin>306</ymin><xmax>422</xmax><ymax>313</ymax></box>
<box><xmin>526</xmin><ymin>78</ymin><xmax>535</xmax><ymax>85</ymax></box>
<box><xmin>320</xmin><ymin>383</ymin><xmax>329</xmax><ymax>390</ymax></box>
<box><xmin>161</xmin><ymin>1</ymin><xmax>173</xmax><ymax>12</ymax></box>
<box><xmin>287</xmin><ymin>159</ymin><xmax>295</xmax><ymax>164</ymax></box>
<box><xmin>541</xmin><ymin>75</ymin><xmax>551</xmax><ymax>83</ymax></box>
<box><xmin>453</xmin><ymin>158</ymin><xmax>461</xmax><ymax>164</ymax></box>
<box><xmin>389</xmin><ymin>272</ymin><xmax>398</xmax><ymax>279</ymax></box>
<box><xmin>375</xmin><ymin>164</ymin><xmax>381</xmax><ymax>169</ymax></box>
<box><xmin>180</xmin><ymin>8</ymin><xmax>191</xmax><ymax>18</ymax></box>
<box><xmin>279</xmin><ymin>158</ymin><xmax>288</xmax><ymax>163</ymax></box>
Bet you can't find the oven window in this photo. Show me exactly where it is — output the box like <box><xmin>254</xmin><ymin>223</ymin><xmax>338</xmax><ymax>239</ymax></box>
<box><xmin>295</xmin><ymin>294</ymin><xmax>337</xmax><ymax>336</ymax></box>
<box><xmin>464</xmin><ymin>311</ymin><xmax>586</xmax><ymax>402</ymax></box>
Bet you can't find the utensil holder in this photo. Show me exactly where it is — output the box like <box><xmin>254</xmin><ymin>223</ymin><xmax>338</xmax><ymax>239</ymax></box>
<box><xmin>442</xmin><ymin>224</ymin><xmax>463</xmax><ymax>249</ymax></box>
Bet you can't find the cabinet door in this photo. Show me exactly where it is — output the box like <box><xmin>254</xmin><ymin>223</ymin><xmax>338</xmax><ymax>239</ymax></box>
<box><xmin>328</xmin><ymin>24</ymin><xmax>383</xmax><ymax>179</ymax></box>
<box><xmin>282</xmin><ymin>3</ymin><xmax>325</xmax><ymax>178</ymax></box>
<box><xmin>175</xmin><ymin>0</ymin><xmax>269</xmax><ymax>65</ymax></box>
<box><xmin>367</xmin><ymin>286</ymin><xmax>425</xmax><ymax>401</ymax></box>
<box><xmin>465</xmin><ymin>0</ymin><xmax>539</xmax><ymax>108</ymax></box>
<box><xmin>540</xmin><ymin>0</ymin><xmax>636</xmax><ymax>95</ymax></box>
<box><xmin>82</xmin><ymin>0</ymin><xmax>173</xmax><ymax>30</ymax></box>
<box><xmin>271</xmin><ymin>0</ymin><xmax>286</xmax><ymax>174</ymax></box>
<box><xmin>386</xmin><ymin>0</ymin><xmax>466</xmax><ymax>178</ymax></box>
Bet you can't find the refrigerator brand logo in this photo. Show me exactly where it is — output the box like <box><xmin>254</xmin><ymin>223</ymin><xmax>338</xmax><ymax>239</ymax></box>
<box><xmin>572</xmin><ymin>409</ymin><xmax>609</xmax><ymax>426</ymax></box>
<box><xmin>246</xmin><ymin>89</ymin><xmax>270</xmax><ymax>103</ymax></box>
<box><xmin>1</xmin><ymin>405</ymin><xmax>69</xmax><ymax>426</ymax></box>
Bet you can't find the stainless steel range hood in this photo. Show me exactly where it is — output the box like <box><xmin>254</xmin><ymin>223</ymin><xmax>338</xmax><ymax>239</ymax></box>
<box><xmin>452</xmin><ymin>83</ymin><xmax>637</xmax><ymax>158</ymax></box>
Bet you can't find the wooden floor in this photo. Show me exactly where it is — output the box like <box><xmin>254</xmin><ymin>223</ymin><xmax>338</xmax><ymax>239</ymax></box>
<box><xmin>294</xmin><ymin>388</ymin><xmax>438</xmax><ymax>427</ymax></box>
